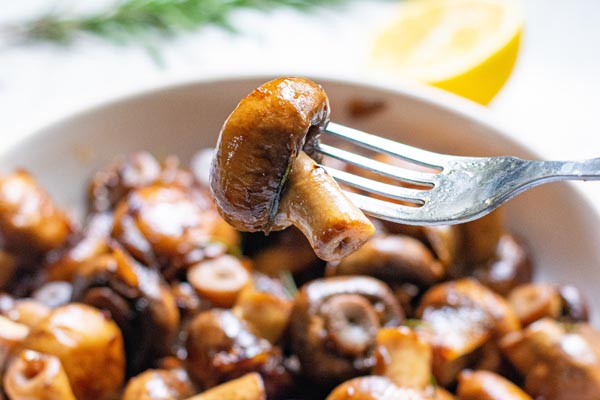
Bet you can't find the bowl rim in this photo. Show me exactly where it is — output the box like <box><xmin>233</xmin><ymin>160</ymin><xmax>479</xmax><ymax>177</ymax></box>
<box><xmin>2</xmin><ymin>73</ymin><xmax>525</xmax><ymax>161</ymax></box>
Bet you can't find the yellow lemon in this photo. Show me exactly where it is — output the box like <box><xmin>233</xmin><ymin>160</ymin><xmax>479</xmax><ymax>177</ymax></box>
<box><xmin>370</xmin><ymin>0</ymin><xmax>524</xmax><ymax>104</ymax></box>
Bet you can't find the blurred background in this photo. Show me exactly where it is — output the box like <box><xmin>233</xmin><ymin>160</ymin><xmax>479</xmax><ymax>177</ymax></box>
<box><xmin>1</xmin><ymin>0</ymin><xmax>599</xmax><ymax>164</ymax></box>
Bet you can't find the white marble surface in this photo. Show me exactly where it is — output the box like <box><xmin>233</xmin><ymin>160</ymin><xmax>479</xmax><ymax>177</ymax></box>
<box><xmin>1</xmin><ymin>0</ymin><xmax>600</xmax><ymax>196</ymax></box>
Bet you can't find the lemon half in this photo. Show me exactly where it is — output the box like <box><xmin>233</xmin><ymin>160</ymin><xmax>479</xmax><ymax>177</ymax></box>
<box><xmin>370</xmin><ymin>0</ymin><xmax>524</xmax><ymax>104</ymax></box>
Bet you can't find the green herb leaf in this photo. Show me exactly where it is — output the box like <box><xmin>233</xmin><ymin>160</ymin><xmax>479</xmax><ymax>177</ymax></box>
<box><xmin>13</xmin><ymin>0</ymin><xmax>374</xmax><ymax>46</ymax></box>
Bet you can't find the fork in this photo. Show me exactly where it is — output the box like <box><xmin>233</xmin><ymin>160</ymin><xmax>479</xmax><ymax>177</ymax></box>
<box><xmin>316</xmin><ymin>122</ymin><xmax>600</xmax><ymax>226</ymax></box>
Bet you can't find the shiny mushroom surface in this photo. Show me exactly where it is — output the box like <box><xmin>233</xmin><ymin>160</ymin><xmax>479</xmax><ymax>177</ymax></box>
<box><xmin>2</xmin><ymin>76</ymin><xmax>600</xmax><ymax>400</ymax></box>
<box><xmin>210</xmin><ymin>77</ymin><xmax>375</xmax><ymax>261</ymax></box>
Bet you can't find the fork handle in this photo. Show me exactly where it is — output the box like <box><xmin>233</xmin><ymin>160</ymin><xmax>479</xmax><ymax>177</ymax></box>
<box><xmin>535</xmin><ymin>158</ymin><xmax>600</xmax><ymax>182</ymax></box>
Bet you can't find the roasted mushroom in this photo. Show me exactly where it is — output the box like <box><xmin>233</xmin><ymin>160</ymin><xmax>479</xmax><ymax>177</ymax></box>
<box><xmin>417</xmin><ymin>278</ymin><xmax>520</xmax><ymax>386</ymax></box>
<box><xmin>185</xmin><ymin>372</ymin><xmax>266</xmax><ymax>400</ymax></box>
<box><xmin>22</xmin><ymin>303</ymin><xmax>125</xmax><ymax>400</ymax></box>
<box><xmin>70</xmin><ymin>246</ymin><xmax>180</xmax><ymax>376</ymax></box>
<box><xmin>185</xmin><ymin>309</ymin><xmax>290</xmax><ymax>396</ymax></box>
<box><xmin>3</xmin><ymin>350</ymin><xmax>76</xmax><ymax>400</ymax></box>
<box><xmin>122</xmin><ymin>368</ymin><xmax>196</xmax><ymax>400</ymax></box>
<box><xmin>326</xmin><ymin>376</ymin><xmax>436</xmax><ymax>400</ymax></box>
<box><xmin>210</xmin><ymin>77</ymin><xmax>375</xmax><ymax>261</ymax></box>
<box><xmin>290</xmin><ymin>276</ymin><xmax>403</xmax><ymax>386</ymax></box>
<box><xmin>0</xmin><ymin>315</ymin><xmax>29</xmax><ymax>367</ymax></box>
<box><xmin>112</xmin><ymin>183</ymin><xmax>238</xmax><ymax>277</ymax></box>
<box><xmin>326</xmin><ymin>234</ymin><xmax>445</xmax><ymax>287</ymax></box>
<box><xmin>457</xmin><ymin>370</ymin><xmax>533</xmax><ymax>400</ymax></box>
<box><xmin>500</xmin><ymin>318</ymin><xmax>600</xmax><ymax>400</ymax></box>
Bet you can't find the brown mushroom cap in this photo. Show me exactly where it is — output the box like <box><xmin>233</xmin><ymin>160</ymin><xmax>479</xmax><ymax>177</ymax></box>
<box><xmin>210</xmin><ymin>77</ymin><xmax>329</xmax><ymax>232</ymax></box>
<box><xmin>290</xmin><ymin>276</ymin><xmax>403</xmax><ymax>386</ymax></box>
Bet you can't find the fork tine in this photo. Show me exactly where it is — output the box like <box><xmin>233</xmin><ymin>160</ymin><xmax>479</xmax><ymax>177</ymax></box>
<box><xmin>323</xmin><ymin>166</ymin><xmax>428</xmax><ymax>205</ymax></box>
<box><xmin>316</xmin><ymin>143</ymin><xmax>436</xmax><ymax>187</ymax></box>
<box><xmin>343</xmin><ymin>191</ymin><xmax>433</xmax><ymax>225</ymax></box>
<box><xmin>325</xmin><ymin>122</ymin><xmax>446</xmax><ymax>170</ymax></box>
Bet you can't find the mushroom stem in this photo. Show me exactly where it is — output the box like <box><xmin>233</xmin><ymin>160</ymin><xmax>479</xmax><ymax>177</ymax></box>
<box><xmin>276</xmin><ymin>151</ymin><xmax>375</xmax><ymax>261</ymax></box>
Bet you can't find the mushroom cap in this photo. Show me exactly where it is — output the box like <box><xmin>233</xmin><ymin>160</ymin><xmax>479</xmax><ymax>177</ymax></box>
<box><xmin>210</xmin><ymin>77</ymin><xmax>330</xmax><ymax>232</ymax></box>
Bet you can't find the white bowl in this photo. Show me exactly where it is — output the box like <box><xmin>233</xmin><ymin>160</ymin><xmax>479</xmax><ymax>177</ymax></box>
<box><xmin>2</xmin><ymin>76</ymin><xmax>600</xmax><ymax>321</ymax></box>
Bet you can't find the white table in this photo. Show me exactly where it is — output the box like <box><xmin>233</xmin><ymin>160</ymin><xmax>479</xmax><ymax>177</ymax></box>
<box><xmin>1</xmin><ymin>0</ymin><xmax>600</xmax><ymax>197</ymax></box>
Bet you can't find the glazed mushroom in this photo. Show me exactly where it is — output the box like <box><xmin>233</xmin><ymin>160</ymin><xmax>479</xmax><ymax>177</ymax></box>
<box><xmin>326</xmin><ymin>234</ymin><xmax>445</xmax><ymax>287</ymax></box>
<box><xmin>473</xmin><ymin>234</ymin><xmax>532</xmax><ymax>296</ymax></box>
<box><xmin>326</xmin><ymin>376</ymin><xmax>435</xmax><ymax>400</ymax></box>
<box><xmin>22</xmin><ymin>303</ymin><xmax>125</xmax><ymax>400</ymax></box>
<box><xmin>210</xmin><ymin>77</ymin><xmax>375</xmax><ymax>261</ymax></box>
<box><xmin>290</xmin><ymin>276</ymin><xmax>403</xmax><ymax>386</ymax></box>
<box><xmin>0</xmin><ymin>315</ymin><xmax>29</xmax><ymax>366</ymax></box>
<box><xmin>122</xmin><ymin>369</ymin><xmax>196</xmax><ymax>400</ymax></box>
<box><xmin>185</xmin><ymin>309</ymin><xmax>290</xmax><ymax>397</ymax></box>
<box><xmin>457</xmin><ymin>370</ymin><xmax>533</xmax><ymax>400</ymax></box>
<box><xmin>112</xmin><ymin>183</ymin><xmax>238</xmax><ymax>277</ymax></box>
<box><xmin>500</xmin><ymin>318</ymin><xmax>600</xmax><ymax>400</ymax></box>
<box><xmin>416</xmin><ymin>278</ymin><xmax>520</xmax><ymax>386</ymax></box>
<box><xmin>185</xmin><ymin>373</ymin><xmax>266</xmax><ymax>400</ymax></box>
<box><xmin>0</xmin><ymin>170</ymin><xmax>72</xmax><ymax>254</ymax></box>
<box><xmin>71</xmin><ymin>246</ymin><xmax>180</xmax><ymax>376</ymax></box>
<box><xmin>373</xmin><ymin>326</ymin><xmax>432</xmax><ymax>390</ymax></box>
<box><xmin>3</xmin><ymin>350</ymin><xmax>76</xmax><ymax>400</ymax></box>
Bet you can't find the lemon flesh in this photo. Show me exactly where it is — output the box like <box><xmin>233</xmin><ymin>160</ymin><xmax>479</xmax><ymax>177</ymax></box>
<box><xmin>371</xmin><ymin>0</ymin><xmax>524</xmax><ymax>104</ymax></box>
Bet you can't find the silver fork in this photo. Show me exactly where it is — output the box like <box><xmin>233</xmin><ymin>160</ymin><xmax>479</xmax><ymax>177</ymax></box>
<box><xmin>317</xmin><ymin>122</ymin><xmax>600</xmax><ymax>226</ymax></box>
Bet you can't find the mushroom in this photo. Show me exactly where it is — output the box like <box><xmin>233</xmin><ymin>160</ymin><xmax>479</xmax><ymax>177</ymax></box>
<box><xmin>112</xmin><ymin>183</ymin><xmax>238</xmax><ymax>278</ymax></box>
<box><xmin>87</xmin><ymin>151</ymin><xmax>162</xmax><ymax>212</ymax></box>
<box><xmin>458</xmin><ymin>209</ymin><xmax>504</xmax><ymax>266</ymax></box>
<box><xmin>457</xmin><ymin>370</ymin><xmax>533</xmax><ymax>400</ymax></box>
<box><xmin>22</xmin><ymin>303</ymin><xmax>125</xmax><ymax>400</ymax></box>
<box><xmin>472</xmin><ymin>234</ymin><xmax>532</xmax><ymax>296</ymax></box>
<box><xmin>185</xmin><ymin>309</ymin><xmax>291</xmax><ymax>397</ymax></box>
<box><xmin>326</xmin><ymin>376</ymin><xmax>436</xmax><ymax>400</ymax></box>
<box><xmin>210</xmin><ymin>77</ymin><xmax>375</xmax><ymax>261</ymax></box>
<box><xmin>1</xmin><ymin>298</ymin><xmax>50</xmax><ymax>328</ymax></box>
<box><xmin>185</xmin><ymin>372</ymin><xmax>266</xmax><ymax>400</ymax></box>
<box><xmin>187</xmin><ymin>255</ymin><xmax>250</xmax><ymax>308</ymax></box>
<box><xmin>500</xmin><ymin>318</ymin><xmax>600</xmax><ymax>400</ymax></box>
<box><xmin>3</xmin><ymin>350</ymin><xmax>76</xmax><ymax>400</ymax></box>
<box><xmin>416</xmin><ymin>278</ymin><xmax>520</xmax><ymax>386</ymax></box>
<box><xmin>43</xmin><ymin>212</ymin><xmax>113</xmax><ymax>282</ymax></box>
<box><xmin>326</xmin><ymin>234</ymin><xmax>445</xmax><ymax>287</ymax></box>
<box><xmin>233</xmin><ymin>275</ymin><xmax>293</xmax><ymax>344</ymax></box>
<box><xmin>122</xmin><ymin>369</ymin><xmax>196</xmax><ymax>400</ymax></box>
<box><xmin>0</xmin><ymin>170</ymin><xmax>72</xmax><ymax>255</ymax></box>
<box><xmin>289</xmin><ymin>276</ymin><xmax>403</xmax><ymax>386</ymax></box>
<box><xmin>70</xmin><ymin>245</ymin><xmax>180</xmax><ymax>376</ymax></box>
<box><xmin>373</xmin><ymin>326</ymin><xmax>432</xmax><ymax>390</ymax></box>
<box><xmin>0</xmin><ymin>315</ymin><xmax>29</xmax><ymax>367</ymax></box>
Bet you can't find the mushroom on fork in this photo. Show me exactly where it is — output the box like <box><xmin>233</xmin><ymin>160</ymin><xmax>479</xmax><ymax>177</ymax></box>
<box><xmin>210</xmin><ymin>77</ymin><xmax>375</xmax><ymax>261</ymax></box>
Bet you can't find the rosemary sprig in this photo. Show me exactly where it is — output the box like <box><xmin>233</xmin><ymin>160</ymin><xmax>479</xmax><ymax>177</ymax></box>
<box><xmin>12</xmin><ymin>0</ymin><xmax>359</xmax><ymax>46</ymax></box>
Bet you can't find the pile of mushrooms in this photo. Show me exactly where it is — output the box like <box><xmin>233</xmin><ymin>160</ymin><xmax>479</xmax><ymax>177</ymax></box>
<box><xmin>1</xmin><ymin>76</ymin><xmax>600</xmax><ymax>400</ymax></box>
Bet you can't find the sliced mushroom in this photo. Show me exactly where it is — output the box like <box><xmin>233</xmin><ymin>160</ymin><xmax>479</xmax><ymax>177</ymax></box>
<box><xmin>4</xmin><ymin>350</ymin><xmax>76</xmax><ymax>400</ymax></box>
<box><xmin>373</xmin><ymin>326</ymin><xmax>432</xmax><ymax>390</ymax></box>
<box><xmin>290</xmin><ymin>276</ymin><xmax>403</xmax><ymax>386</ymax></box>
<box><xmin>457</xmin><ymin>370</ymin><xmax>532</xmax><ymax>400</ymax></box>
<box><xmin>326</xmin><ymin>234</ymin><xmax>445</xmax><ymax>287</ymax></box>
<box><xmin>233</xmin><ymin>277</ymin><xmax>293</xmax><ymax>344</ymax></box>
<box><xmin>210</xmin><ymin>77</ymin><xmax>375</xmax><ymax>261</ymax></box>
<box><xmin>185</xmin><ymin>372</ymin><xmax>266</xmax><ymax>400</ymax></box>
<box><xmin>0</xmin><ymin>315</ymin><xmax>29</xmax><ymax>367</ymax></box>
<box><xmin>1</xmin><ymin>298</ymin><xmax>50</xmax><ymax>328</ymax></box>
<box><xmin>500</xmin><ymin>318</ymin><xmax>600</xmax><ymax>400</ymax></box>
<box><xmin>326</xmin><ymin>376</ymin><xmax>435</xmax><ymax>400</ymax></box>
<box><xmin>417</xmin><ymin>278</ymin><xmax>520</xmax><ymax>386</ymax></box>
<box><xmin>22</xmin><ymin>303</ymin><xmax>125</xmax><ymax>400</ymax></box>
<box><xmin>187</xmin><ymin>255</ymin><xmax>250</xmax><ymax>308</ymax></box>
<box><xmin>122</xmin><ymin>368</ymin><xmax>196</xmax><ymax>400</ymax></box>
<box><xmin>71</xmin><ymin>246</ymin><xmax>180</xmax><ymax>376</ymax></box>
<box><xmin>185</xmin><ymin>309</ymin><xmax>291</xmax><ymax>397</ymax></box>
